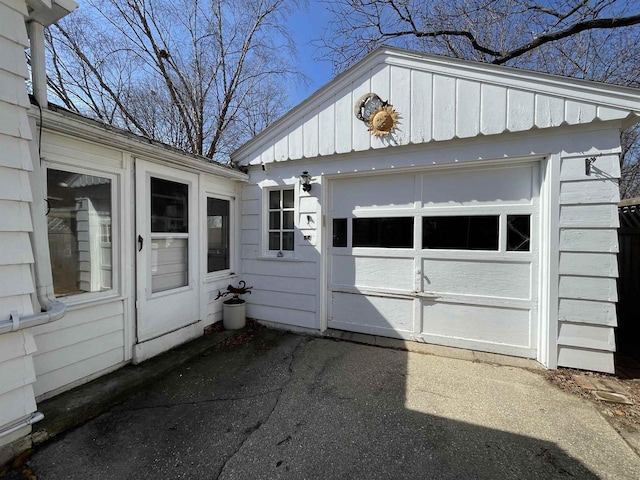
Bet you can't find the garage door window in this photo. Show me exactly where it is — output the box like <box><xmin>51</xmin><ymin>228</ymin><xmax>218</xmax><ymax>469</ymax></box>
<box><xmin>507</xmin><ymin>215</ymin><xmax>531</xmax><ymax>251</ymax></box>
<box><xmin>422</xmin><ymin>216</ymin><xmax>499</xmax><ymax>250</ymax></box>
<box><xmin>353</xmin><ymin>217</ymin><xmax>413</xmax><ymax>248</ymax></box>
<box><xmin>333</xmin><ymin>218</ymin><xmax>348</xmax><ymax>247</ymax></box>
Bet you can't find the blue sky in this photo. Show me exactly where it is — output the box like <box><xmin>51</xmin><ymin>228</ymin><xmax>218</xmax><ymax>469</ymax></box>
<box><xmin>286</xmin><ymin>1</ymin><xmax>335</xmax><ymax>106</ymax></box>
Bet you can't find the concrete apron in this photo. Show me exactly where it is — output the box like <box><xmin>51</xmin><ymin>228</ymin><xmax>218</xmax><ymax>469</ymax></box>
<box><xmin>17</xmin><ymin>329</ymin><xmax>640</xmax><ymax>479</ymax></box>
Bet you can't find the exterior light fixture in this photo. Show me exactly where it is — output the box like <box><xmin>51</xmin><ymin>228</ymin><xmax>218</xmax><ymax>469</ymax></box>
<box><xmin>300</xmin><ymin>171</ymin><xmax>312</xmax><ymax>192</ymax></box>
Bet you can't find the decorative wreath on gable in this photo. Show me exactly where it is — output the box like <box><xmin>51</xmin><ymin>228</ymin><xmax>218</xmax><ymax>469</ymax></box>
<box><xmin>354</xmin><ymin>93</ymin><xmax>399</xmax><ymax>137</ymax></box>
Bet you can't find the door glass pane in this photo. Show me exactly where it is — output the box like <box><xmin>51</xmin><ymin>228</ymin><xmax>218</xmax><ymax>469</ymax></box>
<box><xmin>507</xmin><ymin>215</ymin><xmax>531</xmax><ymax>251</ymax></box>
<box><xmin>47</xmin><ymin>168</ymin><xmax>113</xmax><ymax>297</ymax></box>
<box><xmin>207</xmin><ymin>198</ymin><xmax>230</xmax><ymax>272</ymax></box>
<box><xmin>151</xmin><ymin>177</ymin><xmax>188</xmax><ymax>233</ymax></box>
<box><xmin>283</xmin><ymin>189</ymin><xmax>294</xmax><ymax>208</ymax></box>
<box><xmin>283</xmin><ymin>211</ymin><xmax>294</xmax><ymax>229</ymax></box>
<box><xmin>352</xmin><ymin>217</ymin><xmax>414</xmax><ymax>248</ymax></box>
<box><xmin>269</xmin><ymin>211</ymin><xmax>281</xmax><ymax>229</ymax></box>
<box><xmin>282</xmin><ymin>232</ymin><xmax>294</xmax><ymax>250</ymax></box>
<box><xmin>151</xmin><ymin>237</ymin><xmax>188</xmax><ymax>293</ymax></box>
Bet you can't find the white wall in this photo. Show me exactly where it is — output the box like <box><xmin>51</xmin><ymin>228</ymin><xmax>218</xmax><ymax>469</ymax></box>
<box><xmin>234</xmin><ymin>51</ymin><xmax>636</xmax><ymax>167</ymax></box>
<box><xmin>556</xmin><ymin>152</ymin><xmax>620</xmax><ymax>372</ymax></box>
<box><xmin>32</xmin><ymin>129</ymin><xmax>130</xmax><ymax>399</ymax></box>
<box><xmin>31</xmin><ymin>123</ymin><xmax>245</xmax><ymax>396</ymax></box>
<box><xmin>241</xmin><ymin>124</ymin><xmax>622</xmax><ymax>372</ymax></box>
<box><xmin>0</xmin><ymin>0</ymin><xmax>39</xmax><ymax>451</ymax></box>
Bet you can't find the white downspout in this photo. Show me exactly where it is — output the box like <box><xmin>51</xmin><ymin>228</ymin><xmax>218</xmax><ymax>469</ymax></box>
<box><xmin>0</xmin><ymin>413</ymin><xmax>44</xmax><ymax>440</ymax></box>
<box><xmin>28</xmin><ymin>21</ymin><xmax>47</xmax><ymax>109</ymax></box>
<box><xmin>0</xmin><ymin>20</ymin><xmax>66</xmax><ymax>335</ymax></box>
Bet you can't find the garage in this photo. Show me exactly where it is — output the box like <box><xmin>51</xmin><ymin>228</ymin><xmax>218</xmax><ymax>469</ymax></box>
<box><xmin>328</xmin><ymin>161</ymin><xmax>540</xmax><ymax>358</ymax></box>
<box><xmin>233</xmin><ymin>46</ymin><xmax>635</xmax><ymax>372</ymax></box>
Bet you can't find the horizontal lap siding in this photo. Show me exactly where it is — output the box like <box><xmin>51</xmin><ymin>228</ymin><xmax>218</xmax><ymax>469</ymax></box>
<box><xmin>32</xmin><ymin>300</ymin><xmax>126</xmax><ymax>398</ymax></box>
<box><xmin>240</xmin><ymin>183</ymin><xmax>319</xmax><ymax>329</ymax></box>
<box><xmin>0</xmin><ymin>331</ymin><xmax>37</xmax><ymax>429</ymax></box>
<box><xmin>556</xmin><ymin>154</ymin><xmax>620</xmax><ymax>372</ymax></box>
<box><xmin>0</xmin><ymin>0</ymin><xmax>40</xmax><ymax>445</ymax></box>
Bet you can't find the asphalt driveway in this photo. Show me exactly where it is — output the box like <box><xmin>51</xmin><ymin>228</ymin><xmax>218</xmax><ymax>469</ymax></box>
<box><xmin>17</xmin><ymin>328</ymin><xmax>640</xmax><ymax>479</ymax></box>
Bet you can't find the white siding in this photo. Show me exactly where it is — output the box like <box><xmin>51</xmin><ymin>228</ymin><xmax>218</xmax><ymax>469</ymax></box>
<box><xmin>31</xmin><ymin>300</ymin><xmax>126</xmax><ymax>399</ymax></box>
<box><xmin>556</xmin><ymin>153</ymin><xmax>621</xmax><ymax>373</ymax></box>
<box><xmin>0</xmin><ymin>331</ymin><xmax>37</xmax><ymax>442</ymax></box>
<box><xmin>239</xmin><ymin>182</ymin><xmax>320</xmax><ymax>329</ymax></box>
<box><xmin>234</xmin><ymin>49</ymin><xmax>638</xmax><ymax>167</ymax></box>
<box><xmin>0</xmin><ymin>0</ymin><xmax>37</xmax><ymax>448</ymax></box>
<box><xmin>239</xmin><ymin>120</ymin><xmax>627</xmax><ymax>372</ymax></box>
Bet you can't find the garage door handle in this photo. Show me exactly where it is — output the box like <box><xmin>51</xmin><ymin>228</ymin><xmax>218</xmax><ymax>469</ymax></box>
<box><xmin>138</xmin><ymin>235</ymin><xmax>144</xmax><ymax>252</ymax></box>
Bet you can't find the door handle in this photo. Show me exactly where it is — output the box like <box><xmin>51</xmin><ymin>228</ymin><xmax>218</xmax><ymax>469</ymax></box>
<box><xmin>138</xmin><ymin>235</ymin><xmax>143</xmax><ymax>252</ymax></box>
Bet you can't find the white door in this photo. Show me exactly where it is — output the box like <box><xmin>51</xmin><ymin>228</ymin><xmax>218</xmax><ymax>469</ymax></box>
<box><xmin>327</xmin><ymin>161</ymin><xmax>540</xmax><ymax>358</ymax></box>
<box><xmin>135</xmin><ymin>160</ymin><xmax>199</xmax><ymax>342</ymax></box>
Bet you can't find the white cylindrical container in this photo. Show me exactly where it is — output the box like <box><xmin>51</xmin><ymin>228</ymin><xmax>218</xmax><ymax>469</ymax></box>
<box><xmin>222</xmin><ymin>299</ymin><xmax>246</xmax><ymax>330</ymax></box>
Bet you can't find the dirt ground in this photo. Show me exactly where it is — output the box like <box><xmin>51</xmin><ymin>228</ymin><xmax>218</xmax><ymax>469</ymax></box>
<box><xmin>542</xmin><ymin>368</ymin><xmax>640</xmax><ymax>439</ymax></box>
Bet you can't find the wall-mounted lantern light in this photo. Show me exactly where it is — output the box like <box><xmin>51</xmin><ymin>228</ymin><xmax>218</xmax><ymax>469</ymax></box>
<box><xmin>300</xmin><ymin>171</ymin><xmax>312</xmax><ymax>192</ymax></box>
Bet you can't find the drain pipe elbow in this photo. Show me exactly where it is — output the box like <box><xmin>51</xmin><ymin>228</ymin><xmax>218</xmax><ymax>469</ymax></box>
<box><xmin>0</xmin><ymin>412</ymin><xmax>44</xmax><ymax>440</ymax></box>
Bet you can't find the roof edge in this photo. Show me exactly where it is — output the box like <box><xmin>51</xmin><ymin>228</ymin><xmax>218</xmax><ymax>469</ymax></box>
<box><xmin>231</xmin><ymin>46</ymin><xmax>640</xmax><ymax>163</ymax></box>
<box><xmin>32</xmin><ymin>104</ymin><xmax>248</xmax><ymax>181</ymax></box>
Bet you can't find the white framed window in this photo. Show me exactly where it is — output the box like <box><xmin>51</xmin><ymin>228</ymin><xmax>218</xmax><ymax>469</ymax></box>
<box><xmin>265</xmin><ymin>187</ymin><xmax>295</xmax><ymax>256</ymax></box>
<box><xmin>46</xmin><ymin>165</ymin><xmax>118</xmax><ymax>301</ymax></box>
<box><xmin>206</xmin><ymin>195</ymin><xmax>233</xmax><ymax>277</ymax></box>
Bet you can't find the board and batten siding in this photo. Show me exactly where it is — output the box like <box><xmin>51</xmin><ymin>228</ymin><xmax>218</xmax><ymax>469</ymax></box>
<box><xmin>557</xmin><ymin>153</ymin><xmax>620</xmax><ymax>373</ymax></box>
<box><xmin>0</xmin><ymin>0</ymin><xmax>40</xmax><ymax>449</ymax></box>
<box><xmin>234</xmin><ymin>52</ymin><xmax>634</xmax><ymax>167</ymax></box>
<box><xmin>240</xmin><ymin>183</ymin><xmax>320</xmax><ymax>329</ymax></box>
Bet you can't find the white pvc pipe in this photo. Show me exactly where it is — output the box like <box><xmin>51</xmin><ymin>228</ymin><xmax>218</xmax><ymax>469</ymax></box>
<box><xmin>0</xmin><ymin>412</ymin><xmax>44</xmax><ymax>440</ymax></box>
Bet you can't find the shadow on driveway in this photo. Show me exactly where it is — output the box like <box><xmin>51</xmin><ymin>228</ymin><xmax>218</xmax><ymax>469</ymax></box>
<box><xmin>22</xmin><ymin>328</ymin><xmax>640</xmax><ymax>479</ymax></box>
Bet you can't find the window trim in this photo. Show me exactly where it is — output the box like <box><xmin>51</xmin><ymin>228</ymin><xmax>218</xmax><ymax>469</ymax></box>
<box><xmin>44</xmin><ymin>162</ymin><xmax>120</xmax><ymax>304</ymax></box>
<box><xmin>204</xmin><ymin>192</ymin><xmax>235</xmax><ymax>280</ymax></box>
<box><xmin>262</xmin><ymin>186</ymin><xmax>296</xmax><ymax>258</ymax></box>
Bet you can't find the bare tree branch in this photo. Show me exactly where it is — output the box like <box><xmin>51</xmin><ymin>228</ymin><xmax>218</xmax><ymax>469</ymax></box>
<box><xmin>44</xmin><ymin>0</ymin><xmax>303</xmax><ymax>161</ymax></box>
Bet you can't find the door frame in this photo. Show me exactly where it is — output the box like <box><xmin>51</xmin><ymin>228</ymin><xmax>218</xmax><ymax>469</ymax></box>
<box><xmin>135</xmin><ymin>159</ymin><xmax>200</xmax><ymax>343</ymax></box>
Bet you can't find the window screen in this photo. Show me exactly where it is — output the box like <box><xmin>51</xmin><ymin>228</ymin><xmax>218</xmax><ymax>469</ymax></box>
<box><xmin>422</xmin><ymin>216</ymin><xmax>499</xmax><ymax>250</ymax></box>
<box><xmin>352</xmin><ymin>217</ymin><xmax>414</xmax><ymax>248</ymax></box>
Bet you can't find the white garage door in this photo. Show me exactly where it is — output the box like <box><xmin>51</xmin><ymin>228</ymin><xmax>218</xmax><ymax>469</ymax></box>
<box><xmin>327</xmin><ymin>162</ymin><xmax>540</xmax><ymax>358</ymax></box>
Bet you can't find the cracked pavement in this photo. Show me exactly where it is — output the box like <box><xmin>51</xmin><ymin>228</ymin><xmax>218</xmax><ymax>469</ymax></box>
<box><xmin>18</xmin><ymin>329</ymin><xmax>640</xmax><ymax>479</ymax></box>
